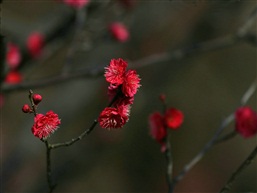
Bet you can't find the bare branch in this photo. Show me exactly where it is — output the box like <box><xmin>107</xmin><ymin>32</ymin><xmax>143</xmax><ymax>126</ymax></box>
<box><xmin>219</xmin><ymin>145</ymin><xmax>257</xmax><ymax>193</ymax></box>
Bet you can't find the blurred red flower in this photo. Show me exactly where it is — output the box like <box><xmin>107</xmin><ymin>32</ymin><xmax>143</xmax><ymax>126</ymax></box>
<box><xmin>235</xmin><ymin>106</ymin><xmax>257</xmax><ymax>138</ymax></box>
<box><xmin>6</xmin><ymin>43</ymin><xmax>21</xmax><ymax>69</ymax></box>
<box><xmin>63</xmin><ymin>0</ymin><xmax>90</xmax><ymax>8</ymax></box>
<box><xmin>108</xmin><ymin>22</ymin><xmax>129</xmax><ymax>42</ymax></box>
<box><xmin>149</xmin><ymin>112</ymin><xmax>167</xmax><ymax>144</ymax></box>
<box><xmin>165</xmin><ymin>108</ymin><xmax>184</xmax><ymax>129</ymax></box>
<box><xmin>26</xmin><ymin>32</ymin><xmax>45</xmax><ymax>58</ymax></box>
<box><xmin>5</xmin><ymin>71</ymin><xmax>22</xmax><ymax>84</ymax></box>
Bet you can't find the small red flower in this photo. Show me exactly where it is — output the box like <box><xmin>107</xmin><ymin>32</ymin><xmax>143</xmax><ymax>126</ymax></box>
<box><xmin>32</xmin><ymin>111</ymin><xmax>61</xmax><ymax>139</ymax></box>
<box><xmin>149</xmin><ymin>112</ymin><xmax>167</xmax><ymax>144</ymax></box>
<box><xmin>98</xmin><ymin>107</ymin><xmax>129</xmax><ymax>129</ymax></box>
<box><xmin>22</xmin><ymin>104</ymin><xmax>31</xmax><ymax>113</ymax></box>
<box><xmin>235</xmin><ymin>106</ymin><xmax>257</xmax><ymax>138</ymax></box>
<box><xmin>108</xmin><ymin>22</ymin><xmax>129</xmax><ymax>43</ymax></box>
<box><xmin>33</xmin><ymin>94</ymin><xmax>43</xmax><ymax>105</ymax></box>
<box><xmin>5</xmin><ymin>71</ymin><xmax>22</xmax><ymax>84</ymax></box>
<box><xmin>105</xmin><ymin>58</ymin><xmax>128</xmax><ymax>85</ymax></box>
<box><xmin>165</xmin><ymin>108</ymin><xmax>184</xmax><ymax>129</ymax></box>
<box><xmin>6</xmin><ymin>43</ymin><xmax>21</xmax><ymax>69</ymax></box>
<box><xmin>26</xmin><ymin>32</ymin><xmax>45</xmax><ymax>58</ymax></box>
<box><xmin>63</xmin><ymin>0</ymin><xmax>90</xmax><ymax>8</ymax></box>
<box><xmin>159</xmin><ymin>94</ymin><xmax>166</xmax><ymax>103</ymax></box>
<box><xmin>122</xmin><ymin>70</ymin><xmax>141</xmax><ymax>97</ymax></box>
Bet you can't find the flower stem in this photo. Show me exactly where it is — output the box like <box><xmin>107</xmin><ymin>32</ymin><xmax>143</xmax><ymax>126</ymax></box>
<box><xmin>164</xmin><ymin>135</ymin><xmax>173</xmax><ymax>193</ymax></box>
<box><xmin>28</xmin><ymin>89</ymin><xmax>37</xmax><ymax>116</ymax></box>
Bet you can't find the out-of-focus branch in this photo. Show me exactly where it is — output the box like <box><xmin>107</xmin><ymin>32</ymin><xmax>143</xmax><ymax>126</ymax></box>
<box><xmin>0</xmin><ymin>35</ymin><xmax>246</xmax><ymax>93</ymax></box>
<box><xmin>62</xmin><ymin>8</ymin><xmax>87</xmax><ymax>74</ymax></box>
<box><xmin>171</xmin><ymin>113</ymin><xmax>235</xmax><ymax>189</ymax></box>
<box><xmin>170</xmin><ymin>78</ymin><xmax>257</xmax><ymax>191</ymax></box>
<box><xmin>219</xmin><ymin>145</ymin><xmax>257</xmax><ymax>193</ymax></box>
<box><xmin>2</xmin><ymin>6</ymin><xmax>257</xmax><ymax>94</ymax></box>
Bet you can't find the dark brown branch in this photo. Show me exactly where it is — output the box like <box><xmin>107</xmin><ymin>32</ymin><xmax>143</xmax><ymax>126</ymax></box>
<box><xmin>28</xmin><ymin>89</ymin><xmax>37</xmax><ymax>116</ymax></box>
<box><xmin>49</xmin><ymin>87</ymin><xmax>121</xmax><ymax>149</ymax></box>
<box><xmin>50</xmin><ymin>119</ymin><xmax>98</xmax><ymax>149</ymax></box>
<box><xmin>45</xmin><ymin>141</ymin><xmax>56</xmax><ymax>193</ymax></box>
<box><xmin>219</xmin><ymin>145</ymin><xmax>257</xmax><ymax>193</ymax></box>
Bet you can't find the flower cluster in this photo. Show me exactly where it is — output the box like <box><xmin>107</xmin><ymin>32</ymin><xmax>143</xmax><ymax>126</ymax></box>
<box><xmin>235</xmin><ymin>106</ymin><xmax>257</xmax><ymax>138</ymax></box>
<box><xmin>22</xmin><ymin>93</ymin><xmax>61</xmax><ymax>139</ymax></box>
<box><xmin>149</xmin><ymin>96</ymin><xmax>184</xmax><ymax>151</ymax></box>
<box><xmin>98</xmin><ymin>58</ymin><xmax>141</xmax><ymax>129</ymax></box>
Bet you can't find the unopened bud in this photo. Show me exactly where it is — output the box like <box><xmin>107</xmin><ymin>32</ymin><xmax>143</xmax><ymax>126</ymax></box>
<box><xmin>33</xmin><ymin>94</ymin><xmax>42</xmax><ymax>105</ymax></box>
<box><xmin>159</xmin><ymin>94</ymin><xmax>166</xmax><ymax>102</ymax></box>
<box><xmin>22</xmin><ymin>104</ymin><xmax>31</xmax><ymax>113</ymax></box>
<box><xmin>108</xmin><ymin>22</ymin><xmax>129</xmax><ymax>43</ymax></box>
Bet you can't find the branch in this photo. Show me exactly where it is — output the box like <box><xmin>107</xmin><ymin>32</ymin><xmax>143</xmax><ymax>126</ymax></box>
<box><xmin>219</xmin><ymin>145</ymin><xmax>257</xmax><ymax>193</ymax></box>
<box><xmin>50</xmin><ymin>119</ymin><xmax>97</xmax><ymax>149</ymax></box>
<box><xmin>3</xmin><ymin>5</ymin><xmax>257</xmax><ymax>94</ymax></box>
<box><xmin>171</xmin><ymin>113</ymin><xmax>235</xmax><ymax>187</ymax></box>
<box><xmin>171</xmin><ymin>78</ymin><xmax>257</xmax><ymax>190</ymax></box>
<box><xmin>49</xmin><ymin>88</ymin><xmax>121</xmax><ymax>149</ymax></box>
<box><xmin>45</xmin><ymin>141</ymin><xmax>56</xmax><ymax>193</ymax></box>
<box><xmin>0</xmin><ymin>35</ymin><xmax>240</xmax><ymax>93</ymax></box>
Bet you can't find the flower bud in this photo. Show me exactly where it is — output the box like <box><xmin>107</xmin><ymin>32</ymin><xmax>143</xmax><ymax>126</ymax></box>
<box><xmin>33</xmin><ymin>94</ymin><xmax>42</xmax><ymax>105</ymax></box>
<box><xmin>159</xmin><ymin>94</ymin><xmax>166</xmax><ymax>103</ymax></box>
<box><xmin>108</xmin><ymin>22</ymin><xmax>129</xmax><ymax>43</ymax></box>
<box><xmin>22</xmin><ymin>104</ymin><xmax>31</xmax><ymax>113</ymax></box>
<box><xmin>7</xmin><ymin>43</ymin><xmax>21</xmax><ymax>69</ymax></box>
<box><xmin>235</xmin><ymin>106</ymin><xmax>257</xmax><ymax>138</ymax></box>
<box><xmin>26</xmin><ymin>32</ymin><xmax>45</xmax><ymax>58</ymax></box>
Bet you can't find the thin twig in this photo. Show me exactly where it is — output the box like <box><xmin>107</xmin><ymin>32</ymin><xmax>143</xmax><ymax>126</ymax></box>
<box><xmin>28</xmin><ymin>89</ymin><xmax>37</xmax><ymax>116</ymax></box>
<box><xmin>219</xmin><ymin>145</ymin><xmax>257</xmax><ymax>193</ymax></box>
<box><xmin>214</xmin><ymin>130</ymin><xmax>237</xmax><ymax>145</ymax></box>
<box><xmin>62</xmin><ymin>8</ymin><xmax>87</xmax><ymax>75</ymax></box>
<box><xmin>171</xmin><ymin>113</ymin><xmax>235</xmax><ymax>188</ymax></box>
<box><xmin>50</xmin><ymin>119</ymin><xmax>98</xmax><ymax>149</ymax></box>
<box><xmin>164</xmin><ymin>137</ymin><xmax>173</xmax><ymax>193</ymax></box>
<box><xmin>1</xmin><ymin>35</ymin><xmax>238</xmax><ymax>93</ymax></box>
<box><xmin>49</xmin><ymin>87</ymin><xmax>121</xmax><ymax>149</ymax></box>
<box><xmin>171</xmin><ymin>78</ymin><xmax>257</xmax><ymax>190</ymax></box>
<box><xmin>236</xmin><ymin>6</ymin><xmax>257</xmax><ymax>38</ymax></box>
<box><xmin>241</xmin><ymin>78</ymin><xmax>257</xmax><ymax>105</ymax></box>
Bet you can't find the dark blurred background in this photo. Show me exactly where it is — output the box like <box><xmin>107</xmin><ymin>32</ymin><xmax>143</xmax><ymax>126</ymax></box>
<box><xmin>1</xmin><ymin>1</ymin><xmax>256</xmax><ymax>192</ymax></box>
